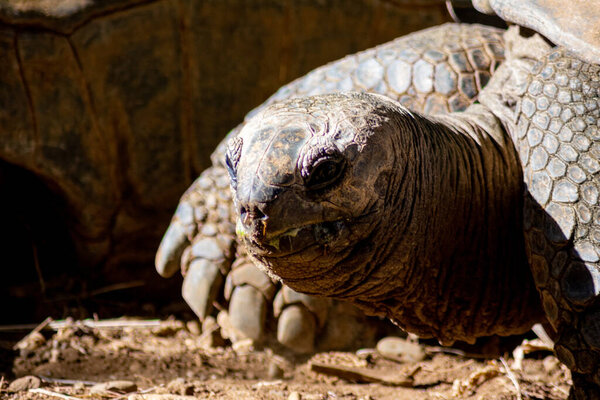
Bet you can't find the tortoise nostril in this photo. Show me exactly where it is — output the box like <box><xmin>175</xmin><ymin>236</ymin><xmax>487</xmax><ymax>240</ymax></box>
<box><xmin>240</xmin><ymin>204</ymin><xmax>267</xmax><ymax>228</ymax></box>
<box><xmin>253</xmin><ymin>206</ymin><xmax>266</xmax><ymax>220</ymax></box>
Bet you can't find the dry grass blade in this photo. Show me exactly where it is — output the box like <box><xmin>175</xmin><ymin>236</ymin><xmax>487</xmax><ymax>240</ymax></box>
<box><xmin>500</xmin><ymin>356</ymin><xmax>522</xmax><ymax>400</ymax></box>
<box><xmin>1</xmin><ymin>318</ymin><xmax>162</xmax><ymax>333</ymax></box>
<box><xmin>29</xmin><ymin>388</ymin><xmax>84</xmax><ymax>400</ymax></box>
<box><xmin>112</xmin><ymin>386</ymin><xmax>160</xmax><ymax>400</ymax></box>
<box><xmin>53</xmin><ymin>318</ymin><xmax>162</xmax><ymax>330</ymax></box>
<box><xmin>39</xmin><ymin>376</ymin><xmax>98</xmax><ymax>386</ymax></box>
<box><xmin>88</xmin><ymin>280</ymin><xmax>146</xmax><ymax>297</ymax></box>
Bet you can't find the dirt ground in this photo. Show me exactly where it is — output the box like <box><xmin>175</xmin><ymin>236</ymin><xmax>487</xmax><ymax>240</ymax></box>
<box><xmin>0</xmin><ymin>317</ymin><xmax>571</xmax><ymax>400</ymax></box>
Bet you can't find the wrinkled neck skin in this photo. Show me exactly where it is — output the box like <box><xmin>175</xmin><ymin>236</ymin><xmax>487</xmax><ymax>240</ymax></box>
<box><xmin>254</xmin><ymin>103</ymin><xmax>544</xmax><ymax>345</ymax></box>
<box><xmin>363</xmin><ymin>104</ymin><xmax>545</xmax><ymax>344</ymax></box>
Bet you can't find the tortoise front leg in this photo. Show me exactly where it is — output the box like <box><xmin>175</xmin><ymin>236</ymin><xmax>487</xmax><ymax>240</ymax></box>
<box><xmin>512</xmin><ymin>47</ymin><xmax>600</xmax><ymax>398</ymax></box>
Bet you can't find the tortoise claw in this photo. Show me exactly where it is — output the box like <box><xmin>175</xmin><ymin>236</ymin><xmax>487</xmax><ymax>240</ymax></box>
<box><xmin>155</xmin><ymin>201</ymin><xmax>196</xmax><ymax>278</ymax></box>
<box><xmin>273</xmin><ymin>286</ymin><xmax>329</xmax><ymax>353</ymax></box>
<box><xmin>155</xmin><ymin>218</ymin><xmax>190</xmax><ymax>278</ymax></box>
<box><xmin>223</xmin><ymin>260</ymin><xmax>323</xmax><ymax>352</ymax></box>
<box><xmin>276</xmin><ymin>304</ymin><xmax>317</xmax><ymax>354</ymax></box>
<box><xmin>225</xmin><ymin>259</ymin><xmax>274</xmax><ymax>343</ymax></box>
<box><xmin>228</xmin><ymin>285</ymin><xmax>268</xmax><ymax>342</ymax></box>
<box><xmin>182</xmin><ymin>259</ymin><xmax>224</xmax><ymax>320</ymax></box>
<box><xmin>190</xmin><ymin>257</ymin><xmax>395</xmax><ymax>354</ymax></box>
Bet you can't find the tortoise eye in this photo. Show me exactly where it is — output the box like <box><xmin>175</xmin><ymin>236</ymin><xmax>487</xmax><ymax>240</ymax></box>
<box><xmin>305</xmin><ymin>157</ymin><xmax>346</xmax><ymax>191</ymax></box>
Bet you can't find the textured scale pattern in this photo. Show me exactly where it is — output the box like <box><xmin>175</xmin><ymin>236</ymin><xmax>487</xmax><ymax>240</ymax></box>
<box><xmin>158</xmin><ymin>23</ymin><xmax>507</xmax><ymax>353</ymax></box>
<box><xmin>515</xmin><ymin>48</ymin><xmax>600</xmax><ymax>397</ymax></box>
<box><xmin>265</xmin><ymin>23</ymin><xmax>504</xmax><ymax>117</ymax></box>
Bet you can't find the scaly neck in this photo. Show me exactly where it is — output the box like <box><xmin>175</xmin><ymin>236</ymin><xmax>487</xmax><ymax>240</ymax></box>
<box><xmin>354</xmin><ymin>105</ymin><xmax>545</xmax><ymax>344</ymax></box>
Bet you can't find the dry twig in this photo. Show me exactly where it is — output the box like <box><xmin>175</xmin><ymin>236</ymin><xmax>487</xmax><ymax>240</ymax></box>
<box><xmin>310</xmin><ymin>362</ymin><xmax>414</xmax><ymax>386</ymax></box>
<box><xmin>425</xmin><ymin>346</ymin><xmax>467</xmax><ymax>357</ymax></box>
<box><xmin>451</xmin><ymin>364</ymin><xmax>500</xmax><ymax>397</ymax></box>
<box><xmin>196</xmin><ymin>321</ymin><xmax>220</xmax><ymax>343</ymax></box>
<box><xmin>512</xmin><ymin>337</ymin><xmax>554</xmax><ymax>370</ymax></box>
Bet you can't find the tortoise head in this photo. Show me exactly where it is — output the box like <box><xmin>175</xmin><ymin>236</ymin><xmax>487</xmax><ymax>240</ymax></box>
<box><xmin>226</xmin><ymin>92</ymin><xmax>407</xmax><ymax>294</ymax></box>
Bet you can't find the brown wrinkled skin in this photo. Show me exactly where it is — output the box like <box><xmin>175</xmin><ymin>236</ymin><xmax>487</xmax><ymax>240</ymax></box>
<box><xmin>232</xmin><ymin>92</ymin><xmax>544</xmax><ymax>345</ymax></box>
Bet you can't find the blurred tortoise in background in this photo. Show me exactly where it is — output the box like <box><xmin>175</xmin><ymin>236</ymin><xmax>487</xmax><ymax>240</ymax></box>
<box><xmin>156</xmin><ymin>22</ymin><xmax>508</xmax><ymax>353</ymax></box>
<box><xmin>0</xmin><ymin>0</ymin><xmax>454</xmax><ymax>322</ymax></box>
<box><xmin>195</xmin><ymin>5</ymin><xmax>600</xmax><ymax>400</ymax></box>
<box><xmin>471</xmin><ymin>0</ymin><xmax>600</xmax><ymax>65</ymax></box>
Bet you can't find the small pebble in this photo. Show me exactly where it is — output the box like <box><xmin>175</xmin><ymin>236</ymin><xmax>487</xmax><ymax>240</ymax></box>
<box><xmin>355</xmin><ymin>348</ymin><xmax>377</xmax><ymax>360</ymax></box>
<box><xmin>202</xmin><ymin>316</ymin><xmax>218</xmax><ymax>333</ymax></box>
<box><xmin>376</xmin><ymin>336</ymin><xmax>426</xmax><ymax>363</ymax></box>
<box><xmin>186</xmin><ymin>320</ymin><xmax>201</xmax><ymax>336</ymax></box>
<box><xmin>543</xmin><ymin>355</ymin><xmax>561</xmax><ymax>373</ymax></box>
<box><xmin>49</xmin><ymin>348</ymin><xmax>60</xmax><ymax>363</ymax></box>
<box><xmin>288</xmin><ymin>391</ymin><xmax>301</xmax><ymax>400</ymax></box>
<box><xmin>216</xmin><ymin>311</ymin><xmax>234</xmax><ymax>341</ymax></box>
<box><xmin>268</xmin><ymin>361</ymin><xmax>285</xmax><ymax>379</ymax></box>
<box><xmin>73</xmin><ymin>382</ymin><xmax>86</xmax><ymax>393</ymax></box>
<box><xmin>61</xmin><ymin>347</ymin><xmax>80</xmax><ymax>362</ymax></box>
<box><xmin>90</xmin><ymin>380</ymin><xmax>137</xmax><ymax>395</ymax></box>
<box><xmin>200</xmin><ymin>316</ymin><xmax>226</xmax><ymax>347</ymax></box>
<box><xmin>167</xmin><ymin>378</ymin><xmax>194</xmax><ymax>395</ymax></box>
<box><xmin>152</xmin><ymin>320</ymin><xmax>184</xmax><ymax>337</ymax></box>
<box><xmin>232</xmin><ymin>338</ymin><xmax>254</xmax><ymax>354</ymax></box>
<box><xmin>8</xmin><ymin>376</ymin><xmax>41</xmax><ymax>392</ymax></box>
<box><xmin>15</xmin><ymin>332</ymin><xmax>45</xmax><ymax>352</ymax></box>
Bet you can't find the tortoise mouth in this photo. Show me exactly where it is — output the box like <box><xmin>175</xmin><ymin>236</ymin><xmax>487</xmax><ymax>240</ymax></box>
<box><xmin>241</xmin><ymin>219</ymin><xmax>349</xmax><ymax>258</ymax></box>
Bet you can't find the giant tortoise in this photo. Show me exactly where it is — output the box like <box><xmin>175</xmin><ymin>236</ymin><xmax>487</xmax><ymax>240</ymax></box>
<box><xmin>157</xmin><ymin>22</ymin><xmax>507</xmax><ymax>352</ymax></box>
<box><xmin>160</xmin><ymin>1</ymin><xmax>600</xmax><ymax>398</ymax></box>
<box><xmin>0</xmin><ymin>0</ymin><xmax>452</xmax><ymax>322</ymax></box>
